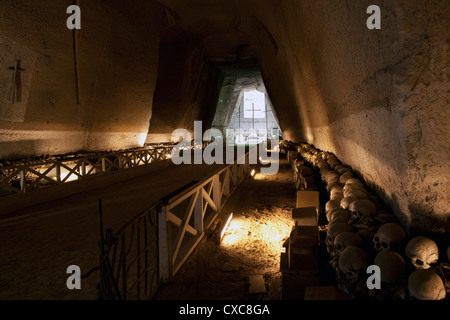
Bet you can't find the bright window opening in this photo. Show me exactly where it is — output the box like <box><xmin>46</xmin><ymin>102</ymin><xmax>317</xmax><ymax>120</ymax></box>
<box><xmin>243</xmin><ymin>91</ymin><xmax>265</xmax><ymax>119</ymax></box>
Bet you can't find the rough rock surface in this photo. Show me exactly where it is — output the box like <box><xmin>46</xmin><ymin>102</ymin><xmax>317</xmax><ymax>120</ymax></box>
<box><xmin>0</xmin><ymin>0</ymin><xmax>448</xmax><ymax>233</ymax></box>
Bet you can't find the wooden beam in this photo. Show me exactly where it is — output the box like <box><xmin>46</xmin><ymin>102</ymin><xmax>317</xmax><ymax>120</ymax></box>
<box><xmin>166</xmin><ymin>211</ymin><xmax>198</xmax><ymax>236</ymax></box>
<box><xmin>172</xmin><ymin>191</ymin><xmax>199</xmax><ymax>264</ymax></box>
<box><xmin>202</xmin><ymin>188</ymin><xmax>218</xmax><ymax>212</ymax></box>
<box><xmin>158</xmin><ymin>205</ymin><xmax>171</xmax><ymax>283</ymax></box>
<box><xmin>194</xmin><ymin>188</ymin><xmax>203</xmax><ymax>233</ymax></box>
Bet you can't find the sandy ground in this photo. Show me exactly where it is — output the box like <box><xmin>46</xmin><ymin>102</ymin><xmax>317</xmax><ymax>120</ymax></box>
<box><xmin>154</xmin><ymin>159</ymin><xmax>296</xmax><ymax>300</ymax></box>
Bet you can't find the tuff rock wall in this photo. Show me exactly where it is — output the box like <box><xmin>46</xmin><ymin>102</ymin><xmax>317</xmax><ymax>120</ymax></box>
<box><xmin>235</xmin><ymin>0</ymin><xmax>449</xmax><ymax>234</ymax></box>
<box><xmin>0</xmin><ymin>0</ymin><xmax>160</xmax><ymax>158</ymax></box>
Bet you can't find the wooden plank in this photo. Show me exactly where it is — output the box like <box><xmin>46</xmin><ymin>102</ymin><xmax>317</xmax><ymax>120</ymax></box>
<box><xmin>172</xmin><ymin>233</ymin><xmax>204</xmax><ymax>276</ymax></box>
<box><xmin>166</xmin><ymin>211</ymin><xmax>198</xmax><ymax>237</ymax></box>
<box><xmin>222</xmin><ymin>170</ymin><xmax>230</xmax><ymax>196</ymax></box>
<box><xmin>158</xmin><ymin>205</ymin><xmax>171</xmax><ymax>283</ymax></box>
<box><xmin>212</xmin><ymin>176</ymin><xmax>221</xmax><ymax>210</ymax></box>
<box><xmin>194</xmin><ymin>189</ymin><xmax>203</xmax><ymax>233</ymax></box>
<box><xmin>202</xmin><ymin>187</ymin><xmax>218</xmax><ymax>212</ymax></box>
<box><xmin>228</xmin><ymin>165</ymin><xmax>237</xmax><ymax>187</ymax></box>
<box><xmin>171</xmin><ymin>191</ymin><xmax>199</xmax><ymax>264</ymax></box>
<box><xmin>27</xmin><ymin>166</ymin><xmax>57</xmax><ymax>185</ymax></box>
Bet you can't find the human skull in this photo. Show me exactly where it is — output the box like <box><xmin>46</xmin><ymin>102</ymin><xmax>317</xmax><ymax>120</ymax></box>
<box><xmin>329</xmin><ymin>217</ymin><xmax>351</xmax><ymax>227</ymax></box>
<box><xmin>321</xmin><ymin>151</ymin><xmax>330</xmax><ymax>160</ymax></box>
<box><xmin>408</xmin><ymin>270</ymin><xmax>446</xmax><ymax>300</ymax></box>
<box><xmin>330</xmin><ymin>210</ymin><xmax>351</xmax><ymax>222</ymax></box>
<box><xmin>326</xmin><ymin>207</ymin><xmax>340</xmax><ymax>222</ymax></box>
<box><xmin>316</xmin><ymin>159</ymin><xmax>328</xmax><ymax>170</ymax></box>
<box><xmin>334</xmin><ymin>232</ymin><xmax>363</xmax><ymax>257</ymax></box>
<box><xmin>339</xmin><ymin>171</ymin><xmax>354</xmax><ymax>184</ymax></box>
<box><xmin>324</xmin><ymin>171</ymin><xmax>339</xmax><ymax>185</ymax></box>
<box><xmin>343</xmin><ymin>189</ymin><xmax>369</xmax><ymax>200</ymax></box>
<box><xmin>328</xmin><ymin>157</ymin><xmax>340</xmax><ymax>169</ymax></box>
<box><xmin>326</xmin><ymin>223</ymin><xmax>353</xmax><ymax>255</ymax></box>
<box><xmin>373</xmin><ymin>223</ymin><xmax>406</xmax><ymax>252</ymax></box>
<box><xmin>325</xmin><ymin>199</ymin><xmax>341</xmax><ymax>215</ymax></box>
<box><xmin>374</xmin><ymin>210</ymin><xmax>398</xmax><ymax>225</ymax></box>
<box><xmin>343</xmin><ymin>182</ymin><xmax>362</xmax><ymax>192</ymax></box>
<box><xmin>320</xmin><ymin>166</ymin><xmax>331</xmax><ymax>178</ymax></box>
<box><xmin>345</xmin><ymin>178</ymin><xmax>364</xmax><ymax>187</ymax></box>
<box><xmin>329</xmin><ymin>184</ymin><xmax>343</xmax><ymax>194</ymax></box>
<box><xmin>330</xmin><ymin>190</ymin><xmax>344</xmax><ymax>201</ymax></box>
<box><xmin>349</xmin><ymin>199</ymin><xmax>377</xmax><ymax>220</ymax></box>
<box><xmin>335</xmin><ymin>165</ymin><xmax>352</xmax><ymax>175</ymax></box>
<box><xmin>339</xmin><ymin>246</ymin><xmax>369</xmax><ymax>284</ymax></box>
<box><xmin>374</xmin><ymin>249</ymin><xmax>406</xmax><ymax>284</ymax></box>
<box><xmin>405</xmin><ymin>236</ymin><xmax>439</xmax><ymax>270</ymax></box>
<box><xmin>340</xmin><ymin>196</ymin><xmax>358</xmax><ymax>210</ymax></box>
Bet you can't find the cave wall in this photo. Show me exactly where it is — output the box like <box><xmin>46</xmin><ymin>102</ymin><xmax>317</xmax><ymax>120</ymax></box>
<box><xmin>237</xmin><ymin>0</ymin><xmax>449</xmax><ymax>233</ymax></box>
<box><xmin>0</xmin><ymin>0</ymin><xmax>447</xmax><ymax>234</ymax></box>
<box><xmin>146</xmin><ymin>37</ymin><xmax>222</xmax><ymax>143</ymax></box>
<box><xmin>0</xmin><ymin>0</ymin><xmax>160</xmax><ymax>159</ymax></box>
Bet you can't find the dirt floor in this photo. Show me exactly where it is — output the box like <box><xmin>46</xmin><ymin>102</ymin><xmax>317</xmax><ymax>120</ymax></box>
<box><xmin>154</xmin><ymin>159</ymin><xmax>296</xmax><ymax>300</ymax></box>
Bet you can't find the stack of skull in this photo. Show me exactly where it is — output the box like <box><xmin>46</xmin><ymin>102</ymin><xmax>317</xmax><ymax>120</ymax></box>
<box><xmin>293</xmin><ymin>143</ymin><xmax>449</xmax><ymax>300</ymax></box>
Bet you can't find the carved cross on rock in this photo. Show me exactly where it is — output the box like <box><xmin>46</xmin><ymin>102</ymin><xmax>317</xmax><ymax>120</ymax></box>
<box><xmin>9</xmin><ymin>60</ymin><xmax>26</xmax><ymax>104</ymax></box>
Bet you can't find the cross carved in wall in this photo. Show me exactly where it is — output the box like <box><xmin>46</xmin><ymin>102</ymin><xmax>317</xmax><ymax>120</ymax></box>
<box><xmin>9</xmin><ymin>60</ymin><xmax>26</xmax><ymax>104</ymax></box>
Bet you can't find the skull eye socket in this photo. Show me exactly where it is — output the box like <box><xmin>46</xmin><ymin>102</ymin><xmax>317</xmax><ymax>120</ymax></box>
<box><xmin>416</xmin><ymin>259</ymin><xmax>424</xmax><ymax>266</ymax></box>
<box><xmin>382</xmin><ymin>242</ymin><xmax>388</xmax><ymax>248</ymax></box>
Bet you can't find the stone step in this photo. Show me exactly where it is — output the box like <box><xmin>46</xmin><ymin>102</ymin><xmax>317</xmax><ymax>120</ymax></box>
<box><xmin>296</xmin><ymin>190</ymin><xmax>319</xmax><ymax>210</ymax></box>
<box><xmin>291</xmin><ymin>225</ymin><xmax>319</xmax><ymax>241</ymax></box>
<box><xmin>292</xmin><ymin>207</ymin><xmax>318</xmax><ymax>227</ymax></box>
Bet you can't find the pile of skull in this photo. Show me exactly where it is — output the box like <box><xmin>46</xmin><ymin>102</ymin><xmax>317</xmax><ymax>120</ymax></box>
<box><xmin>294</xmin><ymin>142</ymin><xmax>449</xmax><ymax>300</ymax></box>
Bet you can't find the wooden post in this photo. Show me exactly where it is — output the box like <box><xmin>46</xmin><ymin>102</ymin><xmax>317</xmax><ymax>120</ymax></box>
<box><xmin>20</xmin><ymin>169</ymin><xmax>26</xmax><ymax>192</ymax></box>
<box><xmin>194</xmin><ymin>189</ymin><xmax>203</xmax><ymax>233</ymax></box>
<box><xmin>81</xmin><ymin>161</ymin><xmax>86</xmax><ymax>177</ymax></box>
<box><xmin>223</xmin><ymin>170</ymin><xmax>230</xmax><ymax>196</ymax></box>
<box><xmin>158</xmin><ymin>205</ymin><xmax>171</xmax><ymax>283</ymax></box>
<box><xmin>213</xmin><ymin>175</ymin><xmax>221</xmax><ymax>211</ymax></box>
<box><xmin>118</xmin><ymin>156</ymin><xmax>123</xmax><ymax>169</ymax></box>
<box><xmin>56</xmin><ymin>163</ymin><xmax>61</xmax><ymax>183</ymax></box>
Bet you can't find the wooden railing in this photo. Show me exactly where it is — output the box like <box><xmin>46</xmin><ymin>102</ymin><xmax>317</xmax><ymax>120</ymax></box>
<box><xmin>0</xmin><ymin>145</ymin><xmax>173</xmax><ymax>197</ymax></box>
<box><xmin>158</xmin><ymin>150</ymin><xmax>251</xmax><ymax>283</ymax></box>
<box><xmin>98</xmin><ymin>148</ymin><xmax>252</xmax><ymax>299</ymax></box>
<box><xmin>99</xmin><ymin>204</ymin><xmax>160</xmax><ymax>300</ymax></box>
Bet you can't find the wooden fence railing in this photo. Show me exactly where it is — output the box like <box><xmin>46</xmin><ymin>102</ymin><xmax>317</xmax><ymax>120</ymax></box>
<box><xmin>98</xmin><ymin>148</ymin><xmax>252</xmax><ymax>299</ymax></box>
<box><xmin>0</xmin><ymin>145</ymin><xmax>174</xmax><ymax>197</ymax></box>
<box><xmin>99</xmin><ymin>203</ymin><xmax>160</xmax><ymax>300</ymax></box>
<box><xmin>158</xmin><ymin>150</ymin><xmax>251</xmax><ymax>283</ymax></box>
